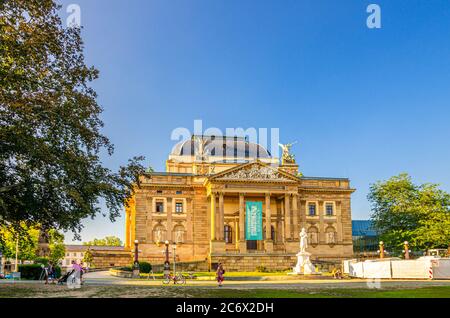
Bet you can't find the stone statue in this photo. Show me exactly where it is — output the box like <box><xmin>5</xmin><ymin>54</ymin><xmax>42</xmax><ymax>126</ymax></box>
<box><xmin>299</xmin><ymin>227</ymin><xmax>308</xmax><ymax>253</ymax></box>
<box><xmin>278</xmin><ymin>141</ymin><xmax>297</xmax><ymax>164</ymax></box>
<box><xmin>308</xmin><ymin>231</ymin><xmax>318</xmax><ymax>245</ymax></box>
<box><xmin>327</xmin><ymin>231</ymin><xmax>336</xmax><ymax>244</ymax></box>
<box><xmin>175</xmin><ymin>230</ymin><xmax>184</xmax><ymax>243</ymax></box>
<box><xmin>155</xmin><ymin>229</ymin><xmax>162</xmax><ymax>243</ymax></box>
<box><xmin>194</xmin><ymin>136</ymin><xmax>210</xmax><ymax>161</ymax></box>
<box><xmin>293</xmin><ymin>227</ymin><xmax>318</xmax><ymax>275</ymax></box>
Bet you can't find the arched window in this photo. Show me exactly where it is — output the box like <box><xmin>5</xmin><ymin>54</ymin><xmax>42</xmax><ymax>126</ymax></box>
<box><xmin>173</xmin><ymin>225</ymin><xmax>186</xmax><ymax>244</ymax></box>
<box><xmin>307</xmin><ymin>226</ymin><xmax>319</xmax><ymax>245</ymax></box>
<box><xmin>224</xmin><ymin>225</ymin><xmax>233</xmax><ymax>244</ymax></box>
<box><xmin>153</xmin><ymin>224</ymin><xmax>166</xmax><ymax>243</ymax></box>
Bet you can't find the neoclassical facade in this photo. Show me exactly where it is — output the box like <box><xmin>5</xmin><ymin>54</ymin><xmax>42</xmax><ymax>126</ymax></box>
<box><xmin>125</xmin><ymin>136</ymin><xmax>355</xmax><ymax>270</ymax></box>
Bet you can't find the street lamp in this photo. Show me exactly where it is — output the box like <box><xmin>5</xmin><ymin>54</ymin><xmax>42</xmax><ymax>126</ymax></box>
<box><xmin>164</xmin><ymin>240</ymin><xmax>170</xmax><ymax>263</ymax></box>
<box><xmin>132</xmin><ymin>240</ymin><xmax>140</xmax><ymax>278</ymax></box>
<box><xmin>163</xmin><ymin>240</ymin><xmax>170</xmax><ymax>278</ymax></box>
<box><xmin>134</xmin><ymin>240</ymin><xmax>139</xmax><ymax>263</ymax></box>
<box><xmin>173</xmin><ymin>243</ymin><xmax>177</xmax><ymax>282</ymax></box>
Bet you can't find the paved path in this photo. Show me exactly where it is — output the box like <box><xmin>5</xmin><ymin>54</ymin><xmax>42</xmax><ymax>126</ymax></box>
<box><xmin>2</xmin><ymin>271</ymin><xmax>449</xmax><ymax>290</ymax></box>
<box><xmin>81</xmin><ymin>271</ymin><xmax>450</xmax><ymax>289</ymax></box>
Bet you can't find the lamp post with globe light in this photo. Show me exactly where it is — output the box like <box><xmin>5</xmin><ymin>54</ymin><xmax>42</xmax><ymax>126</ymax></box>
<box><xmin>173</xmin><ymin>243</ymin><xmax>177</xmax><ymax>279</ymax></box>
<box><xmin>132</xmin><ymin>240</ymin><xmax>140</xmax><ymax>278</ymax></box>
<box><xmin>165</xmin><ymin>240</ymin><xmax>169</xmax><ymax>263</ymax></box>
<box><xmin>163</xmin><ymin>240</ymin><xmax>170</xmax><ymax>278</ymax></box>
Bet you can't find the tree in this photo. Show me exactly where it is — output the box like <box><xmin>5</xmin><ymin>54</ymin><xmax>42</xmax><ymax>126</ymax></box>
<box><xmin>0</xmin><ymin>223</ymin><xmax>39</xmax><ymax>260</ymax></box>
<box><xmin>48</xmin><ymin>229</ymin><xmax>65</xmax><ymax>264</ymax></box>
<box><xmin>83</xmin><ymin>235</ymin><xmax>122</xmax><ymax>247</ymax></box>
<box><xmin>0</xmin><ymin>0</ymin><xmax>144</xmax><ymax>238</ymax></box>
<box><xmin>368</xmin><ymin>173</ymin><xmax>450</xmax><ymax>252</ymax></box>
<box><xmin>82</xmin><ymin>247</ymin><xmax>93</xmax><ymax>267</ymax></box>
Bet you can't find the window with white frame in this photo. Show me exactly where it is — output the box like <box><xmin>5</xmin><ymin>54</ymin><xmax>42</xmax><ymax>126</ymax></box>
<box><xmin>155</xmin><ymin>201</ymin><xmax>164</xmax><ymax>213</ymax></box>
<box><xmin>175</xmin><ymin>202</ymin><xmax>183</xmax><ymax>213</ymax></box>
<box><xmin>325</xmin><ymin>203</ymin><xmax>334</xmax><ymax>216</ymax></box>
<box><xmin>308</xmin><ymin>203</ymin><xmax>317</xmax><ymax>216</ymax></box>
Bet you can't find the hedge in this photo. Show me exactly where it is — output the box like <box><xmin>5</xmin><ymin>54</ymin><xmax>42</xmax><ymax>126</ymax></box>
<box><xmin>18</xmin><ymin>264</ymin><xmax>62</xmax><ymax>280</ymax></box>
<box><xmin>139</xmin><ymin>262</ymin><xmax>152</xmax><ymax>273</ymax></box>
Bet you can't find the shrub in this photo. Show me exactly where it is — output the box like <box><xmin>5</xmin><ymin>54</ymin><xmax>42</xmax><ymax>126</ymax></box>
<box><xmin>18</xmin><ymin>264</ymin><xmax>61</xmax><ymax>280</ymax></box>
<box><xmin>18</xmin><ymin>264</ymin><xmax>43</xmax><ymax>280</ymax></box>
<box><xmin>118</xmin><ymin>266</ymin><xmax>132</xmax><ymax>272</ymax></box>
<box><xmin>139</xmin><ymin>262</ymin><xmax>152</xmax><ymax>273</ymax></box>
<box><xmin>256</xmin><ymin>265</ymin><xmax>268</xmax><ymax>272</ymax></box>
<box><xmin>18</xmin><ymin>264</ymin><xmax>60</xmax><ymax>280</ymax></box>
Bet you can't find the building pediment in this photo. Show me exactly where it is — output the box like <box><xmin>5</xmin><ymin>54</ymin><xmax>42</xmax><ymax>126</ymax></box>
<box><xmin>208</xmin><ymin>161</ymin><xmax>299</xmax><ymax>183</ymax></box>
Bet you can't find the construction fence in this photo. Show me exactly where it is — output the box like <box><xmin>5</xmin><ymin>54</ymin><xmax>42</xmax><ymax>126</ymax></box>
<box><xmin>343</xmin><ymin>256</ymin><xmax>450</xmax><ymax>279</ymax></box>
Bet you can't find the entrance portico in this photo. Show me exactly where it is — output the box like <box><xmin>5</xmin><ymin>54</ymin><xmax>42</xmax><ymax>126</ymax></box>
<box><xmin>206</xmin><ymin>161</ymin><xmax>301</xmax><ymax>255</ymax></box>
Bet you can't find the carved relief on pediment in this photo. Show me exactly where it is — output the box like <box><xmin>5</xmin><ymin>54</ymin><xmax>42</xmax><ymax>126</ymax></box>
<box><xmin>215</xmin><ymin>164</ymin><xmax>292</xmax><ymax>182</ymax></box>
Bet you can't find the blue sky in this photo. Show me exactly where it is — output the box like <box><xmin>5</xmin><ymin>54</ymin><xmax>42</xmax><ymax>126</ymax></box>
<box><xmin>57</xmin><ymin>0</ymin><xmax>450</xmax><ymax>244</ymax></box>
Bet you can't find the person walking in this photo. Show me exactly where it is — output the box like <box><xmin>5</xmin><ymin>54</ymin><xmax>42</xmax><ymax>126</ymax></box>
<box><xmin>69</xmin><ymin>260</ymin><xmax>82</xmax><ymax>288</ymax></box>
<box><xmin>47</xmin><ymin>261</ymin><xmax>55</xmax><ymax>284</ymax></box>
<box><xmin>43</xmin><ymin>263</ymin><xmax>50</xmax><ymax>285</ymax></box>
<box><xmin>216</xmin><ymin>263</ymin><xmax>225</xmax><ymax>287</ymax></box>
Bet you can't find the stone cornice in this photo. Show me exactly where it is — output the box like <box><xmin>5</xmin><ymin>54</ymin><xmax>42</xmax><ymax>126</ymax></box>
<box><xmin>298</xmin><ymin>187</ymin><xmax>356</xmax><ymax>193</ymax></box>
<box><xmin>139</xmin><ymin>183</ymin><xmax>194</xmax><ymax>189</ymax></box>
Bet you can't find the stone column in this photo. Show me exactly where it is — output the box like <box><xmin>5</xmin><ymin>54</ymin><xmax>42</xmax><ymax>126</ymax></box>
<box><xmin>210</xmin><ymin>192</ymin><xmax>216</xmax><ymax>241</ymax></box>
<box><xmin>318</xmin><ymin>201</ymin><xmax>324</xmax><ymax>243</ymax></box>
<box><xmin>210</xmin><ymin>192</ymin><xmax>225</xmax><ymax>254</ymax></box>
<box><xmin>284</xmin><ymin>194</ymin><xmax>291</xmax><ymax>240</ymax></box>
<box><xmin>125</xmin><ymin>207</ymin><xmax>131</xmax><ymax>248</ymax></box>
<box><xmin>218</xmin><ymin>192</ymin><xmax>224</xmax><ymax>241</ymax></box>
<box><xmin>235</xmin><ymin>218</ymin><xmax>240</xmax><ymax>250</ymax></box>
<box><xmin>239</xmin><ymin>193</ymin><xmax>247</xmax><ymax>253</ymax></box>
<box><xmin>186</xmin><ymin>198</ymin><xmax>193</xmax><ymax>242</ymax></box>
<box><xmin>336</xmin><ymin>201</ymin><xmax>343</xmax><ymax>243</ymax></box>
<box><xmin>292</xmin><ymin>194</ymin><xmax>298</xmax><ymax>240</ymax></box>
<box><xmin>265</xmin><ymin>193</ymin><xmax>273</xmax><ymax>252</ymax></box>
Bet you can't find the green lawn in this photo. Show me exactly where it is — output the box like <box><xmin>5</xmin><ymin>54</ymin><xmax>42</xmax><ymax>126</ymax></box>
<box><xmin>185</xmin><ymin>286</ymin><xmax>450</xmax><ymax>298</ymax></box>
<box><xmin>0</xmin><ymin>284</ymin><xmax>449</xmax><ymax>298</ymax></box>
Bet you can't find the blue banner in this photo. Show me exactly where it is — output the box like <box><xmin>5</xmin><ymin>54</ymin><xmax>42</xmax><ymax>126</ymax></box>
<box><xmin>245</xmin><ymin>201</ymin><xmax>263</xmax><ymax>240</ymax></box>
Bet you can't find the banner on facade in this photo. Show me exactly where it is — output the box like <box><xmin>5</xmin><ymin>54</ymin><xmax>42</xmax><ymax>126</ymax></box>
<box><xmin>245</xmin><ymin>201</ymin><xmax>263</xmax><ymax>240</ymax></box>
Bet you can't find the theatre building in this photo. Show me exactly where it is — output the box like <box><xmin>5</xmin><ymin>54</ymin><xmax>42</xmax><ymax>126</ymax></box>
<box><xmin>125</xmin><ymin>136</ymin><xmax>355</xmax><ymax>271</ymax></box>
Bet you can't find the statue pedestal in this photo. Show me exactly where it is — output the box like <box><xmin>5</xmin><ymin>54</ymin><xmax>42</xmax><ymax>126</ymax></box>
<box><xmin>292</xmin><ymin>252</ymin><xmax>319</xmax><ymax>275</ymax></box>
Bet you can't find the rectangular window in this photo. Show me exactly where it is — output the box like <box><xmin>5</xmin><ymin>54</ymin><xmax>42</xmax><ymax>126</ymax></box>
<box><xmin>156</xmin><ymin>201</ymin><xmax>164</xmax><ymax>213</ymax></box>
<box><xmin>175</xmin><ymin>202</ymin><xmax>183</xmax><ymax>213</ymax></box>
<box><xmin>308</xmin><ymin>203</ymin><xmax>316</xmax><ymax>216</ymax></box>
<box><xmin>326</xmin><ymin>203</ymin><xmax>334</xmax><ymax>216</ymax></box>
<box><xmin>156</xmin><ymin>190</ymin><xmax>163</xmax><ymax>194</ymax></box>
<box><xmin>176</xmin><ymin>191</ymin><xmax>182</xmax><ymax>194</ymax></box>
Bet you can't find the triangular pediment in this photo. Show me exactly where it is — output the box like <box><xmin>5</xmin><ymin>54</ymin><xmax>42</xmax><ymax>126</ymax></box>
<box><xmin>208</xmin><ymin>161</ymin><xmax>300</xmax><ymax>183</ymax></box>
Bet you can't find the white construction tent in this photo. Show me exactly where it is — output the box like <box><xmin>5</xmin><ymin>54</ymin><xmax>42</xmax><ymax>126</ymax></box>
<box><xmin>343</xmin><ymin>256</ymin><xmax>450</xmax><ymax>279</ymax></box>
